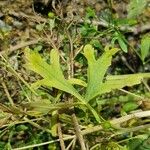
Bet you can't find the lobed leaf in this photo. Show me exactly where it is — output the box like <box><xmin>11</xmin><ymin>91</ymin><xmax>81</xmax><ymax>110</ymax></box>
<box><xmin>25</xmin><ymin>48</ymin><xmax>84</xmax><ymax>103</ymax></box>
<box><xmin>83</xmin><ymin>44</ymin><xmax>119</xmax><ymax>101</ymax></box>
<box><xmin>99</xmin><ymin>73</ymin><xmax>150</xmax><ymax>95</ymax></box>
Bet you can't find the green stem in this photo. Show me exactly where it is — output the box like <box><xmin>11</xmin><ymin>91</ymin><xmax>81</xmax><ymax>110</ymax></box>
<box><xmin>86</xmin><ymin>103</ymin><xmax>102</xmax><ymax>123</ymax></box>
<box><xmin>75</xmin><ymin>94</ymin><xmax>102</xmax><ymax>123</ymax></box>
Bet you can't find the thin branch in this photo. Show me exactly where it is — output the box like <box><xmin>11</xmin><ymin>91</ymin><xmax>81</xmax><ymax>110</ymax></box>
<box><xmin>82</xmin><ymin>110</ymin><xmax>150</xmax><ymax>135</ymax></box>
<box><xmin>119</xmin><ymin>89</ymin><xmax>144</xmax><ymax>99</ymax></box>
<box><xmin>0</xmin><ymin>118</ymin><xmax>43</xmax><ymax>129</ymax></box>
<box><xmin>8</xmin><ymin>11</ymin><xmax>150</xmax><ymax>35</ymax></box>
<box><xmin>1</xmin><ymin>80</ymin><xmax>14</xmax><ymax>106</ymax></box>
<box><xmin>80</xmin><ymin>19</ymin><xmax>150</xmax><ymax>35</ymax></box>
<box><xmin>12</xmin><ymin>110</ymin><xmax>150</xmax><ymax>150</ymax></box>
<box><xmin>0</xmin><ymin>39</ymin><xmax>40</xmax><ymax>55</ymax></box>
<box><xmin>112</xmin><ymin>124</ymin><xmax>150</xmax><ymax>138</ymax></box>
<box><xmin>67</xmin><ymin>30</ymin><xmax>87</xmax><ymax>150</ymax></box>
<box><xmin>0</xmin><ymin>54</ymin><xmax>37</xmax><ymax>96</ymax></box>
<box><xmin>66</xmin><ymin>137</ymin><xmax>76</xmax><ymax>150</ymax></box>
<box><xmin>12</xmin><ymin>135</ymin><xmax>75</xmax><ymax>150</ymax></box>
<box><xmin>142</xmin><ymin>79</ymin><xmax>150</xmax><ymax>92</ymax></box>
<box><xmin>67</xmin><ymin>31</ymin><xmax>74</xmax><ymax>78</ymax></box>
<box><xmin>57</xmin><ymin>121</ymin><xmax>66</xmax><ymax>150</ymax></box>
<box><xmin>23</xmin><ymin>117</ymin><xmax>51</xmax><ymax>133</ymax></box>
<box><xmin>72</xmin><ymin>113</ymin><xmax>86</xmax><ymax>150</ymax></box>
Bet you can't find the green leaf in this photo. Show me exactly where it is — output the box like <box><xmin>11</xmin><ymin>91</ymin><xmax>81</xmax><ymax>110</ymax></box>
<box><xmin>25</xmin><ymin>48</ymin><xmax>84</xmax><ymax>103</ymax></box>
<box><xmin>86</xmin><ymin>7</ymin><xmax>96</xmax><ymax>18</ymax></box>
<box><xmin>99</xmin><ymin>73</ymin><xmax>150</xmax><ymax>95</ymax></box>
<box><xmin>127</xmin><ymin>137</ymin><xmax>150</xmax><ymax>150</ymax></box>
<box><xmin>141</xmin><ymin>34</ymin><xmax>150</xmax><ymax>63</ymax></box>
<box><xmin>118</xmin><ymin>38</ymin><xmax>128</xmax><ymax>53</ymax></box>
<box><xmin>127</xmin><ymin>0</ymin><xmax>147</xmax><ymax>18</ymax></box>
<box><xmin>48</xmin><ymin>12</ymin><xmax>55</xmax><ymax>18</ymax></box>
<box><xmin>34</xmin><ymin>45</ymin><xmax>43</xmax><ymax>52</ymax></box>
<box><xmin>123</xmin><ymin>102</ymin><xmax>138</xmax><ymax>112</ymax></box>
<box><xmin>112</xmin><ymin>32</ymin><xmax>128</xmax><ymax>53</ymax></box>
<box><xmin>127</xmin><ymin>138</ymin><xmax>143</xmax><ymax>150</ymax></box>
<box><xmin>25</xmin><ymin>48</ymin><xmax>101</xmax><ymax>122</ymax></box>
<box><xmin>115</xmin><ymin>18</ymin><xmax>137</xmax><ymax>26</ymax></box>
<box><xmin>83</xmin><ymin>44</ymin><xmax>119</xmax><ymax>101</ymax></box>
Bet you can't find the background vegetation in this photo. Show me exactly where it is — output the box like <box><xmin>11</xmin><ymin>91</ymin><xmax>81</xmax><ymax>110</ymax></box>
<box><xmin>0</xmin><ymin>0</ymin><xmax>150</xmax><ymax>149</ymax></box>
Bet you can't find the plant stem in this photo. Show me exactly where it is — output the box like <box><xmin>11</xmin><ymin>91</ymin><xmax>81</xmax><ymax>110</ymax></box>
<box><xmin>66</xmin><ymin>30</ymin><xmax>87</xmax><ymax>150</ymax></box>
<box><xmin>119</xmin><ymin>89</ymin><xmax>144</xmax><ymax>99</ymax></box>
<box><xmin>82</xmin><ymin>110</ymin><xmax>150</xmax><ymax>135</ymax></box>
<box><xmin>72</xmin><ymin>113</ymin><xmax>86</xmax><ymax>150</ymax></box>
<box><xmin>57</xmin><ymin>121</ymin><xmax>66</xmax><ymax>150</ymax></box>
<box><xmin>113</xmin><ymin>124</ymin><xmax>150</xmax><ymax>138</ymax></box>
<box><xmin>1</xmin><ymin>80</ymin><xmax>14</xmax><ymax>106</ymax></box>
<box><xmin>86</xmin><ymin>103</ymin><xmax>102</xmax><ymax>123</ymax></box>
<box><xmin>142</xmin><ymin>79</ymin><xmax>150</xmax><ymax>92</ymax></box>
<box><xmin>12</xmin><ymin>110</ymin><xmax>150</xmax><ymax>150</ymax></box>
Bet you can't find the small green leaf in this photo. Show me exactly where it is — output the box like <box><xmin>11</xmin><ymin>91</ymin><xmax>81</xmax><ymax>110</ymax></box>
<box><xmin>118</xmin><ymin>38</ymin><xmax>128</xmax><ymax>53</ymax></box>
<box><xmin>86</xmin><ymin>7</ymin><xmax>96</xmax><ymax>18</ymax></box>
<box><xmin>115</xmin><ymin>18</ymin><xmax>137</xmax><ymax>26</ymax></box>
<box><xmin>112</xmin><ymin>32</ymin><xmax>128</xmax><ymax>53</ymax></box>
<box><xmin>48</xmin><ymin>19</ymin><xmax>55</xmax><ymax>31</ymax></box>
<box><xmin>141</xmin><ymin>35</ymin><xmax>150</xmax><ymax>63</ymax></box>
<box><xmin>48</xmin><ymin>12</ymin><xmax>55</xmax><ymax>18</ymax></box>
<box><xmin>90</xmin><ymin>39</ymin><xmax>103</xmax><ymax>50</ymax></box>
<box><xmin>16</xmin><ymin>125</ymin><xmax>29</xmax><ymax>131</ymax></box>
<box><xmin>123</xmin><ymin>102</ymin><xmax>138</xmax><ymax>112</ymax></box>
<box><xmin>34</xmin><ymin>45</ymin><xmax>43</xmax><ymax>52</ymax></box>
<box><xmin>102</xmin><ymin>121</ymin><xmax>112</xmax><ymax>129</ymax></box>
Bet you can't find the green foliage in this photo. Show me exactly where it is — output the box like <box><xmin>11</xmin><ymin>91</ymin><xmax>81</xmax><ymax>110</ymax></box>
<box><xmin>140</xmin><ymin>34</ymin><xmax>150</xmax><ymax>63</ymax></box>
<box><xmin>127</xmin><ymin>0</ymin><xmax>147</xmax><ymax>18</ymax></box>
<box><xmin>112</xmin><ymin>32</ymin><xmax>128</xmax><ymax>53</ymax></box>
<box><xmin>83</xmin><ymin>45</ymin><xmax>119</xmax><ymax>101</ymax></box>
<box><xmin>25</xmin><ymin>44</ymin><xmax>150</xmax><ymax>106</ymax></box>
<box><xmin>127</xmin><ymin>137</ymin><xmax>150</xmax><ymax>150</ymax></box>
<box><xmin>123</xmin><ymin>102</ymin><xmax>138</xmax><ymax>112</ymax></box>
<box><xmin>85</xmin><ymin>7</ymin><xmax>96</xmax><ymax>19</ymax></box>
<box><xmin>101</xmin><ymin>73</ymin><xmax>150</xmax><ymax>95</ymax></box>
<box><xmin>1</xmin><ymin>1</ymin><xmax>150</xmax><ymax>149</ymax></box>
<box><xmin>25</xmin><ymin>48</ymin><xmax>84</xmax><ymax>103</ymax></box>
<box><xmin>90</xmin><ymin>39</ymin><xmax>103</xmax><ymax>50</ymax></box>
<box><xmin>114</xmin><ymin>18</ymin><xmax>137</xmax><ymax>26</ymax></box>
<box><xmin>48</xmin><ymin>12</ymin><xmax>55</xmax><ymax>18</ymax></box>
<box><xmin>80</xmin><ymin>24</ymin><xmax>97</xmax><ymax>37</ymax></box>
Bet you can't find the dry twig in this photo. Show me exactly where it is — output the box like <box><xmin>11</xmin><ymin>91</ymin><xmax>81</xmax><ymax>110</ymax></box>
<box><xmin>57</xmin><ymin>121</ymin><xmax>66</xmax><ymax>150</ymax></box>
